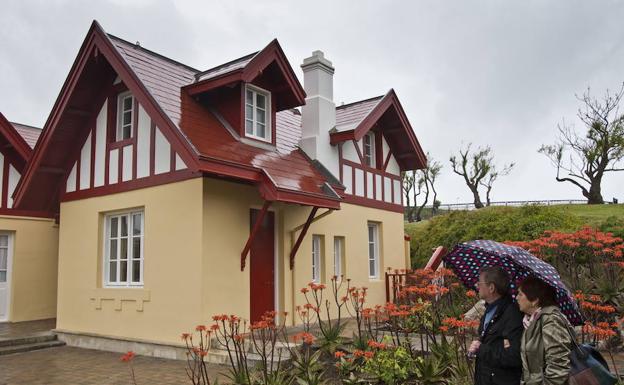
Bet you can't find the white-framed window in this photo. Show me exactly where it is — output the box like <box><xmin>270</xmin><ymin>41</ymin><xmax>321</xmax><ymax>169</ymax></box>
<box><xmin>367</xmin><ymin>223</ymin><xmax>379</xmax><ymax>279</ymax></box>
<box><xmin>104</xmin><ymin>211</ymin><xmax>144</xmax><ymax>287</ymax></box>
<box><xmin>0</xmin><ymin>235</ymin><xmax>8</xmax><ymax>283</ymax></box>
<box><xmin>312</xmin><ymin>235</ymin><xmax>322</xmax><ymax>283</ymax></box>
<box><xmin>244</xmin><ymin>84</ymin><xmax>271</xmax><ymax>142</ymax></box>
<box><xmin>116</xmin><ymin>91</ymin><xmax>134</xmax><ymax>141</ymax></box>
<box><xmin>333</xmin><ymin>237</ymin><xmax>344</xmax><ymax>278</ymax></box>
<box><xmin>363</xmin><ymin>132</ymin><xmax>375</xmax><ymax>167</ymax></box>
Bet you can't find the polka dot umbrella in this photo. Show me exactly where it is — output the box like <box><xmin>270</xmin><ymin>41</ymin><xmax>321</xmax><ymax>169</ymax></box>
<box><xmin>443</xmin><ymin>239</ymin><xmax>583</xmax><ymax>326</ymax></box>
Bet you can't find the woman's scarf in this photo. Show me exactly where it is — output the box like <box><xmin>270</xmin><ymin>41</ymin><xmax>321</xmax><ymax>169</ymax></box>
<box><xmin>523</xmin><ymin>307</ymin><xmax>542</xmax><ymax>330</ymax></box>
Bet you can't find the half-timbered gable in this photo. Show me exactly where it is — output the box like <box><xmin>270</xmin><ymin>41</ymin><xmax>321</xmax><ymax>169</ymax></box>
<box><xmin>330</xmin><ymin>90</ymin><xmax>427</xmax><ymax>213</ymax></box>
<box><xmin>63</xmin><ymin>83</ymin><xmax>189</xmax><ymax>197</ymax></box>
<box><xmin>0</xmin><ymin>113</ymin><xmax>45</xmax><ymax>214</ymax></box>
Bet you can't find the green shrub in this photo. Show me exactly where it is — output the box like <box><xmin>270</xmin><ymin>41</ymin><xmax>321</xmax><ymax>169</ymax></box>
<box><xmin>600</xmin><ymin>215</ymin><xmax>624</xmax><ymax>239</ymax></box>
<box><xmin>407</xmin><ymin>205</ymin><xmax>582</xmax><ymax>267</ymax></box>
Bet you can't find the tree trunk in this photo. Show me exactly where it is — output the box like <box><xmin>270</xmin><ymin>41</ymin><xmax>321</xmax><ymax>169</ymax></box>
<box><xmin>471</xmin><ymin>187</ymin><xmax>484</xmax><ymax>209</ymax></box>
<box><xmin>406</xmin><ymin>197</ymin><xmax>414</xmax><ymax>222</ymax></box>
<box><xmin>485</xmin><ymin>185</ymin><xmax>492</xmax><ymax>207</ymax></box>
<box><xmin>587</xmin><ymin>176</ymin><xmax>605</xmax><ymax>204</ymax></box>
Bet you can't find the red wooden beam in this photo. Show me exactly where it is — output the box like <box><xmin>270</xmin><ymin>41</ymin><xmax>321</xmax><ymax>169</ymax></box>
<box><xmin>240</xmin><ymin>200</ymin><xmax>272</xmax><ymax>271</ymax></box>
<box><xmin>289</xmin><ymin>206</ymin><xmax>319</xmax><ymax>270</ymax></box>
<box><xmin>425</xmin><ymin>246</ymin><xmax>448</xmax><ymax>271</ymax></box>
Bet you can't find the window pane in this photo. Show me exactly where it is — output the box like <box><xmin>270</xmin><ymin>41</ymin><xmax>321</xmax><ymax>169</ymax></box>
<box><xmin>109</xmin><ymin>261</ymin><xmax>117</xmax><ymax>282</ymax></box>
<box><xmin>120</xmin><ymin>239</ymin><xmax>128</xmax><ymax>260</ymax></box>
<box><xmin>123</xmin><ymin>111</ymin><xmax>132</xmax><ymax>125</ymax></box>
<box><xmin>257</xmin><ymin>123</ymin><xmax>265</xmax><ymax>138</ymax></box>
<box><xmin>110</xmin><ymin>217</ymin><xmax>118</xmax><ymax>237</ymax></box>
<box><xmin>0</xmin><ymin>271</ymin><xmax>5</xmax><ymax>282</ymax></box>
<box><xmin>256</xmin><ymin>93</ymin><xmax>265</xmax><ymax>109</ymax></box>
<box><xmin>120</xmin><ymin>261</ymin><xmax>127</xmax><ymax>282</ymax></box>
<box><xmin>124</xmin><ymin>96</ymin><xmax>132</xmax><ymax>110</ymax></box>
<box><xmin>0</xmin><ymin>235</ymin><xmax>8</xmax><ymax>247</ymax></box>
<box><xmin>368</xmin><ymin>225</ymin><xmax>374</xmax><ymax>242</ymax></box>
<box><xmin>121</xmin><ymin>216</ymin><xmax>128</xmax><ymax>236</ymax></box>
<box><xmin>369</xmin><ymin>259</ymin><xmax>376</xmax><ymax>277</ymax></box>
<box><xmin>132</xmin><ymin>261</ymin><xmax>141</xmax><ymax>282</ymax></box>
<box><xmin>132</xmin><ymin>238</ymin><xmax>141</xmax><ymax>260</ymax></box>
<box><xmin>246</xmin><ymin>90</ymin><xmax>253</xmax><ymax>104</ymax></box>
<box><xmin>256</xmin><ymin>109</ymin><xmax>265</xmax><ymax>124</ymax></box>
<box><xmin>369</xmin><ymin>243</ymin><xmax>375</xmax><ymax>259</ymax></box>
<box><xmin>0</xmin><ymin>249</ymin><xmax>6</xmax><ymax>269</ymax></box>
<box><xmin>132</xmin><ymin>214</ymin><xmax>142</xmax><ymax>236</ymax></box>
<box><xmin>245</xmin><ymin>104</ymin><xmax>253</xmax><ymax>120</ymax></box>
<box><xmin>245</xmin><ymin>119</ymin><xmax>253</xmax><ymax>134</ymax></box>
<box><xmin>123</xmin><ymin>125</ymin><xmax>131</xmax><ymax>139</ymax></box>
<box><xmin>109</xmin><ymin>240</ymin><xmax>118</xmax><ymax>260</ymax></box>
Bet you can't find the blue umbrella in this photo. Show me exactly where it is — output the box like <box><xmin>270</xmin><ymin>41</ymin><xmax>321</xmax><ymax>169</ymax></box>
<box><xmin>443</xmin><ymin>239</ymin><xmax>583</xmax><ymax>326</ymax></box>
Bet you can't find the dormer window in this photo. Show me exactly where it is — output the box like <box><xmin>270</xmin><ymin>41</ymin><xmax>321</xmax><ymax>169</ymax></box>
<box><xmin>116</xmin><ymin>91</ymin><xmax>134</xmax><ymax>141</ymax></box>
<box><xmin>244</xmin><ymin>85</ymin><xmax>271</xmax><ymax>142</ymax></box>
<box><xmin>363</xmin><ymin>132</ymin><xmax>375</xmax><ymax>167</ymax></box>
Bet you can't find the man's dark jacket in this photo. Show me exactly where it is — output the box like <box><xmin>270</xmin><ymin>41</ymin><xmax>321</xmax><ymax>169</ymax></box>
<box><xmin>474</xmin><ymin>295</ymin><xmax>524</xmax><ymax>385</ymax></box>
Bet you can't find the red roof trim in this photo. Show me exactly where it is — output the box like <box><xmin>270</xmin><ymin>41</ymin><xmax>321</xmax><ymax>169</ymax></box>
<box><xmin>330</xmin><ymin>89</ymin><xmax>427</xmax><ymax>169</ymax></box>
<box><xmin>0</xmin><ymin>113</ymin><xmax>32</xmax><ymax>162</ymax></box>
<box><xmin>14</xmin><ymin>20</ymin><xmax>200</xmax><ymax>208</ymax></box>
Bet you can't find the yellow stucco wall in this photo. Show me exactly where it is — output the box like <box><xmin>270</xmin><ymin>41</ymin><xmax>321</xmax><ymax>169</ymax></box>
<box><xmin>1</xmin><ymin>215</ymin><xmax>58</xmax><ymax>322</ymax></box>
<box><xmin>56</xmin><ymin>178</ymin><xmax>204</xmax><ymax>344</ymax></box>
<box><xmin>56</xmin><ymin>177</ymin><xmax>408</xmax><ymax>344</ymax></box>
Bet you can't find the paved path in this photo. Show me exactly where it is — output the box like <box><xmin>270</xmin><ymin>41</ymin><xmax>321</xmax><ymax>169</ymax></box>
<box><xmin>0</xmin><ymin>346</ymin><xmax>228</xmax><ymax>385</ymax></box>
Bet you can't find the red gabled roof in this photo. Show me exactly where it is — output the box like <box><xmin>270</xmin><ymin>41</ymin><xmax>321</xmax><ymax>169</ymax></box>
<box><xmin>184</xmin><ymin>39</ymin><xmax>306</xmax><ymax>111</ymax></box>
<box><xmin>330</xmin><ymin>89</ymin><xmax>427</xmax><ymax>171</ymax></box>
<box><xmin>14</xmin><ymin>21</ymin><xmax>340</xmax><ymax>211</ymax></box>
<box><xmin>10</xmin><ymin>122</ymin><xmax>42</xmax><ymax>150</ymax></box>
<box><xmin>0</xmin><ymin>112</ymin><xmax>34</xmax><ymax>163</ymax></box>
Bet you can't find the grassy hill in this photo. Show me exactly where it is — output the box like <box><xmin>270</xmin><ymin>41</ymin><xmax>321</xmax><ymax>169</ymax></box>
<box><xmin>405</xmin><ymin>204</ymin><xmax>624</xmax><ymax>268</ymax></box>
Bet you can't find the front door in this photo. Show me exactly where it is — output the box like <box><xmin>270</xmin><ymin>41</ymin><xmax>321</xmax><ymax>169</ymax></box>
<box><xmin>0</xmin><ymin>234</ymin><xmax>12</xmax><ymax>322</ymax></box>
<box><xmin>249</xmin><ymin>209</ymin><xmax>275</xmax><ymax>323</ymax></box>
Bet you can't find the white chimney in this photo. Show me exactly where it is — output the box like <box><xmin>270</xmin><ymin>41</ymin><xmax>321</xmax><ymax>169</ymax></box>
<box><xmin>299</xmin><ymin>50</ymin><xmax>339</xmax><ymax>179</ymax></box>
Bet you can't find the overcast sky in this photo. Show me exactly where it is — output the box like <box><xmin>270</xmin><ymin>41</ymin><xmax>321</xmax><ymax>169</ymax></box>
<box><xmin>1</xmin><ymin>0</ymin><xmax>623</xmax><ymax>205</ymax></box>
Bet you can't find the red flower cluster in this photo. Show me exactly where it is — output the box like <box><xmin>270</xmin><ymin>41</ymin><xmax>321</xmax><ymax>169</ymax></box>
<box><xmin>120</xmin><ymin>351</ymin><xmax>135</xmax><ymax>362</ymax></box>
<box><xmin>367</xmin><ymin>340</ymin><xmax>387</xmax><ymax>350</ymax></box>
<box><xmin>583</xmin><ymin>322</ymin><xmax>618</xmax><ymax>340</ymax></box>
<box><xmin>292</xmin><ymin>332</ymin><xmax>315</xmax><ymax>345</ymax></box>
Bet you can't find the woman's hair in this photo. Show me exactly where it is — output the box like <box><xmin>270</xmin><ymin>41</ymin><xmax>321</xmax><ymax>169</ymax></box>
<box><xmin>519</xmin><ymin>276</ymin><xmax>558</xmax><ymax>308</ymax></box>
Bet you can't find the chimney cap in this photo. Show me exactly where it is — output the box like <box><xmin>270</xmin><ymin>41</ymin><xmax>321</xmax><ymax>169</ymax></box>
<box><xmin>301</xmin><ymin>50</ymin><xmax>334</xmax><ymax>73</ymax></box>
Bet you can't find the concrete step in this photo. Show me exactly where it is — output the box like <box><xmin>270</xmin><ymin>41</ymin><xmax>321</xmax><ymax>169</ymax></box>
<box><xmin>0</xmin><ymin>332</ymin><xmax>58</xmax><ymax>347</ymax></box>
<box><xmin>0</xmin><ymin>340</ymin><xmax>65</xmax><ymax>356</ymax></box>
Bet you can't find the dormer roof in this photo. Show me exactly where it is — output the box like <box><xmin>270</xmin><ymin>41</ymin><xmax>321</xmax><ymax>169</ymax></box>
<box><xmin>330</xmin><ymin>89</ymin><xmax>427</xmax><ymax>171</ymax></box>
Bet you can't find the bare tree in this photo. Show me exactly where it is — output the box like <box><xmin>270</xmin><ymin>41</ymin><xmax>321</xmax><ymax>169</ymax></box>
<box><xmin>450</xmin><ymin>144</ymin><xmax>513</xmax><ymax>209</ymax></box>
<box><xmin>425</xmin><ymin>157</ymin><xmax>443</xmax><ymax>214</ymax></box>
<box><xmin>479</xmin><ymin>163</ymin><xmax>515</xmax><ymax>206</ymax></box>
<box><xmin>402</xmin><ymin>153</ymin><xmax>443</xmax><ymax>222</ymax></box>
<box><xmin>450</xmin><ymin>144</ymin><xmax>491</xmax><ymax>209</ymax></box>
<box><xmin>539</xmin><ymin>85</ymin><xmax>624</xmax><ymax>204</ymax></box>
<box><xmin>402</xmin><ymin>170</ymin><xmax>416</xmax><ymax>222</ymax></box>
<box><xmin>414</xmin><ymin>171</ymin><xmax>429</xmax><ymax>222</ymax></box>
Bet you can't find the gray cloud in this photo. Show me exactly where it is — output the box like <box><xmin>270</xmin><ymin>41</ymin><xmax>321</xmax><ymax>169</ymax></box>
<box><xmin>1</xmin><ymin>0</ymin><xmax>622</xmax><ymax>204</ymax></box>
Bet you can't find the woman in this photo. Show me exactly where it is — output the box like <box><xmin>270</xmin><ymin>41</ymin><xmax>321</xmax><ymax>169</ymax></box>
<box><xmin>517</xmin><ymin>276</ymin><xmax>572</xmax><ymax>385</ymax></box>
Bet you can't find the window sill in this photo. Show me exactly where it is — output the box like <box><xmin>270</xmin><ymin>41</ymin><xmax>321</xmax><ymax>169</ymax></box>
<box><xmin>90</xmin><ymin>288</ymin><xmax>150</xmax><ymax>312</ymax></box>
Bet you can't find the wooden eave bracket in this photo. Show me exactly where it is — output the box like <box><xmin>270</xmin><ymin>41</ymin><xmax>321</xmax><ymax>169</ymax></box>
<box><xmin>240</xmin><ymin>200</ymin><xmax>272</xmax><ymax>271</ymax></box>
<box><xmin>289</xmin><ymin>206</ymin><xmax>324</xmax><ymax>270</ymax></box>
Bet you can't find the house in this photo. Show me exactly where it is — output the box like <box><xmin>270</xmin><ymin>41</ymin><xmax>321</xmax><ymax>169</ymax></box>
<box><xmin>0</xmin><ymin>113</ymin><xmax>58</xmax><ymax>323</ymax></box>
<box><xmin>13</xmin><ymin>20</ymin><xmax>426</xmax><ymax>356</ymax></box>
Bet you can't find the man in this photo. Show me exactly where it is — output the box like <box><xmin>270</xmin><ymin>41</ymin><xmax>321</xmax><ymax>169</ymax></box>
<box><xmin>469</xmin><ymin>266</ymin><xmax>524</xmax><ymax>385</ymax></box>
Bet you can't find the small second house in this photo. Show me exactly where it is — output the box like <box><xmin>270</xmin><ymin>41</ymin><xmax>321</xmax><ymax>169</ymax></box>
<box><xmin>13</xmin><ymin>21</ymin><xmax>427</xmax><ymax>354</ymax></box>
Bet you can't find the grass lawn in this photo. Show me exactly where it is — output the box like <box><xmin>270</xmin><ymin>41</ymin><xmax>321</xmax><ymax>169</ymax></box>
<box><xmin>556</xmin><ymin>204</ymin><xmax>624</xmax><ymax>227</ymax></box>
